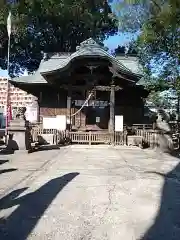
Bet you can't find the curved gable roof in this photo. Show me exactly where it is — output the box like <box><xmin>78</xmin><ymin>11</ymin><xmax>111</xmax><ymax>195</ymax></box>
<box><xmin>10</xmin><ymin>38</ymin><xmax>143</xmax><ymax>86</ymax></box>
<box><xmin>116</xmin><ymin>56</ymin><xmax>143</xmax><ymax>75</ymax></box>
<box><xmin>40</xmin><ymin>38</ymin><xmax>141</xmax><ymax>78</ymax></box>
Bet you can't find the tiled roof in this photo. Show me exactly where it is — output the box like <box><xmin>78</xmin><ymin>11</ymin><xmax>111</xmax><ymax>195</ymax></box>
<box><xmin>40</xmin><ymin>38</ymin><xmax>138</xmax><ymax>77</ymax></box>
<box><xmin>116</xmin><ymin>56</ymin><xmax>142</xmax><ymax>75</ymax></box>
<box><xmin>38</xmin><ymin>53</ymin><xmax>71</xmax><ymax>73</ymax></box>
<box><xmin>11</xmin><ymin>38</ymin><xmax>142</xmax><ymax>85</ymax></box>
<box><xmin>10</xmin><ymin>72</ymin><xmax>47</xmax><ymax>84</ymax></box>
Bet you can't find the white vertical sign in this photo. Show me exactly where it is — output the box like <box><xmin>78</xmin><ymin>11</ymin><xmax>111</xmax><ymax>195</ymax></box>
<box><xmin>56</xmin><ymin>115</ymin><xmax>66</xmax><ymax>130</ymax></box>
<box><xmin>115</xmin><ymin>115</ymin><xmax>123</xmax><ymax>132</ymax></box>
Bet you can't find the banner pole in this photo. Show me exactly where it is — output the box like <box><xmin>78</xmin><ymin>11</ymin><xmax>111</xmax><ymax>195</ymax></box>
<box><xmin>5</xmin><ymin>12</ymin><xmax>11</xmax><ymax>144</ymax></box>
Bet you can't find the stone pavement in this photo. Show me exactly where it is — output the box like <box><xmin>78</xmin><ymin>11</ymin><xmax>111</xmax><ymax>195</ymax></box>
<box><xmin>0</xmin><ymin>146</ymin><xmax>180</xmax><ymax>240</ymax></box>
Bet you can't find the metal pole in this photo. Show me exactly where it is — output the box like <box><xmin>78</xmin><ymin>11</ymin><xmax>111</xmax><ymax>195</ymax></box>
<box><xmin>5</xmin><ymin>34</ymin><xmax>11</xmax><ymax>144</ymax></box>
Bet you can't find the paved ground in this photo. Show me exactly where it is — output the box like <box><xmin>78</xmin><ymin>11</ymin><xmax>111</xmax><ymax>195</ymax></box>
<box><xmin>0</xmin><ymin>146</ymin><xmax>180</xmax><ymax>240</ymax></box>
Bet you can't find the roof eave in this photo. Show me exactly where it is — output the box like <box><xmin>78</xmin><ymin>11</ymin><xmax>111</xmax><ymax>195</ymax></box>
<box><xmin>10</xmin><ymin>79</ymin><xmax>47</xmax><ymax>85</ymax></box>
<box><xmin>10</xmin><ymin>72</ymin><xmax>47</xmax><ymax>85</ymax></box>
<box><xmin>40</xmin><ymin>55</ymin><xmax>140</xmax><ymax>80</ymax></box>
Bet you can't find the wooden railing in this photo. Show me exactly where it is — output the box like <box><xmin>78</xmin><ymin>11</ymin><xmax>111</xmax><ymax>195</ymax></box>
<box><xmin>31</xmin><ymin>127</ymin><xmax>67</xmax><ymax>145</ymax></box>
<box><xmin>30</xmin><ymin>127</ymin><xmax>127</xmax><ymax>146</ymax></box>
<box><xmin>68</xmin><ymin>131</ymin><xmax>126</xmax><ymax>145</ymax></box>
<box><xmin>114</xmin><ymin>132</ymin><xmax>127</xmax><ymax>145</ymax></box>
<box><xmin>131</xmin><ymin>124</ymin><xmax>153</xmax><ymax>130</ymax></box>
<box><xmin>30</xmin><ymin>124</ymin><xmax>178</xmax><ymax>149</ymax></box>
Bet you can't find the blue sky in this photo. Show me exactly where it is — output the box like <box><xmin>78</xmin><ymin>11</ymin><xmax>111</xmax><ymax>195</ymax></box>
<box><xmin>0</xmin><ymin>69</ymin><xmax>9</xmax><ymax>77</ymax></box>
<box><xmin>104</xmin><ymin>33</ymin><xmax>135</xmax><ymax>50</ymax></box>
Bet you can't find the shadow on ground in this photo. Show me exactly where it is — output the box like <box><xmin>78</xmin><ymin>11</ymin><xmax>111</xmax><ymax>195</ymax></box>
<box><xmin>0</xmin><ymin>149</ymin><xmax>15</xmax><ymax>155</ymax></box>
<box><xmin>0</xmin><ymin>160</ymin><xmax>9</xmax><ymax>165</ymax></box>
<box><xmin>141</xmin><ymin>153</ymin><xmax>180</xmax><ymax>240</ymax></box>
<box><xmin>0</xmin><ymin>172</ymin><xmax>79</xmax><ymax>240</ymax></box>
<box><xmin>0</xmin><ymin>135</ymin><xmax>19</xmax><ymax>155</ymax></box>
<box><xmin>28</xmin><ymin>145</ymin><xmax>60</xmax><ymax>153</ymax></box>
<box><xmin>0</xmin><ymin>168</ymin><xmax>17</xmax><ymax>174</ymax></box>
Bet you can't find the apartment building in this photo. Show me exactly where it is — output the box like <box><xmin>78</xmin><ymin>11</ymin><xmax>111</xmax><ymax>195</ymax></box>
<box><xmin>0</xmin><ymin>77</ymin><xmax>36</xmax><ymax>127</ymax></box>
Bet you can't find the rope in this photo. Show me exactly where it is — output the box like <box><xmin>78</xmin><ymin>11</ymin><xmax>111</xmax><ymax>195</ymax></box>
<box><xmin>69</xmin><ymin>92</ymin><xmax>93</xmax><ymax>117</ymax></box>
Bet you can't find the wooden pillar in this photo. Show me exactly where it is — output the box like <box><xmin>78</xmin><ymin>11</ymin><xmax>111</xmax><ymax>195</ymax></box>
<box><xmin>33</xmin><ymin>95</ymin><xmax>40</xmax><ymax>123</ymax></box>
<box><xmin>36</xmin><ymin>99</ymin><xmax>40</xmax><ymax>123</ymax></box>
<box><xmin>67</xmin><ymin>89</ymin><xmax>72</xmax><ymax>130</ymax></box>
<box><xmin>109</xmin><ymin>85</ymin><xmax>115</xmax><ymax>133</ymax></box>
<box><xmin>38</xmin><ymin>91</ymin><xmax>43</xmax><ymax>122</ymax></box>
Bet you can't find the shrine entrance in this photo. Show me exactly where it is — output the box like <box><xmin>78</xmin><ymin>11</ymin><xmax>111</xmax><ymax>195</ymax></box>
<box><xmin>73</xmin><ymin>98</ymin><xmax>110</xmax><ymax>131</ymax></box>
<box><xmin>86</xmin><ymin>107</ymin><xmax>96</xmax><ymax>125</ymax></box>
<box><xmin>85</xmin><ymin>106</ymin><xmax>109</xmax><ymax>130</ymax></box>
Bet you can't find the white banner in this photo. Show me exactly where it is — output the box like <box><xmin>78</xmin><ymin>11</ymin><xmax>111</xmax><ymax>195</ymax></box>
<box><xmin>43</xmin><ymin>115</ymin><xmax>67</xmax><ymax>130</ymax></box>
<box><xmin>75</xmin><ymin>100</ymin><xmax>108</xmax><ymax>107</ymax></box>
<box><xmin>43</xmin><ymin>117</ymin><xmax>57</xmax><ymax>129</ymax></box>
<box><xmin>7</xmin><ymin>12</ymin><xmax>11</xmax><ymax>37</ymax></box>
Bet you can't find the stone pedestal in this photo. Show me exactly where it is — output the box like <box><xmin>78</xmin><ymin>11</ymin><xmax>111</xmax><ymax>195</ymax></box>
<box><xmin>158</xmin><ymin>133</ymin><xmax>173</xmax><ymax>153</ymax></box>
<box><xmin>127</xmin><ymin>135</ymin><xmax>143</xmax><ymax>147</ymax></box>
<box><xmin>7</xmin><ymin>119</ymin><xmax>31</xmax><ymax>151</ymax></box>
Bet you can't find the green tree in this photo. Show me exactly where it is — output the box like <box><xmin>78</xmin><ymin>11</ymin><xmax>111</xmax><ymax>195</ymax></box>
<box><xmin>0</xmin><ymin>0</ymin><xmax>118</xmax><ymax>76</ymax></box>
<box><xmin>114</xmin><ymin>0</ymin><xmax>180</xmax><ymax>80</ymax></box>
<box><xmin>114</xmin><ymin>0</ymin><xmax>180</xmax><ymax>112</ymax></box>
<box><xmin>114</xmin><ymin>42</ymin><xmax>137</xmax><ymax>55</ymax></box>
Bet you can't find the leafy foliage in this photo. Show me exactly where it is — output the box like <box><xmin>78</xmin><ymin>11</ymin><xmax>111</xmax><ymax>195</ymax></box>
<box><xmin>0</xmin><ymin>0</ymin><xmax>118</xmax><ymax>76</ymax></box>
<box><xmin>114</xmin><ymin>42</ymin><xmax>137</xmax><ymax>55</ymax></box>
<box><xmin>146</xmin><ymin>90</ymin><xmax>177</xmax><ymax>110</ymax></box>
<box><xmin>115</xmin><ymin>0</ymin><xmax>180</xmax><ymax>92</ymax></box>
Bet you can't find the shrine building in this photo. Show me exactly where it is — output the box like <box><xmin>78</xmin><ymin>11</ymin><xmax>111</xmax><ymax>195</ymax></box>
<box><xmin>10</xmin><ymin>38</ymin><xmax>149</xmax><ymax>132</ymax></box>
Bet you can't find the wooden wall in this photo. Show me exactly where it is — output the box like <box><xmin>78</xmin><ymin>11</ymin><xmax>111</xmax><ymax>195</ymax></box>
<box><xmin>39</xmin><ymin>87</ymin><xmax>145</xmax><ymax>126</ymax></box>
<box><xmin>39</xmin><ymin>87</ymin><xmax>67</xmax><ymax>119</ymax></box>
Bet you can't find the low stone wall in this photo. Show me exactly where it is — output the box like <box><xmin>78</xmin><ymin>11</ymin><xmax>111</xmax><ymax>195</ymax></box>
<box><xmin>135</xmin><ymin>129</ymin><xmax>175</xmax><ymax>151</ymax></box>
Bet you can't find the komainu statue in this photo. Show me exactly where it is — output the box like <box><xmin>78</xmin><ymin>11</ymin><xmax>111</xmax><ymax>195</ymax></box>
<box><xmin>15</xmin><ymin>107</ymin><xmax>27</xmax><ymax>120</ymax></box>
